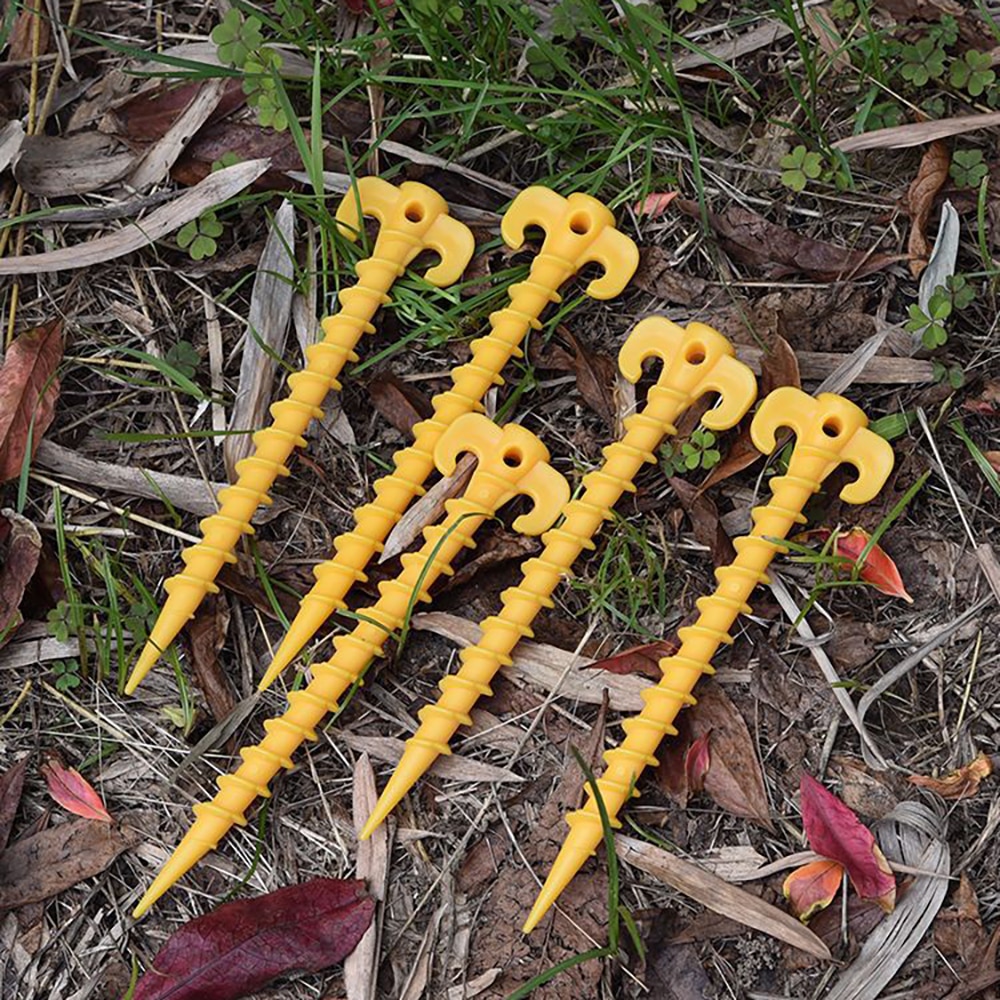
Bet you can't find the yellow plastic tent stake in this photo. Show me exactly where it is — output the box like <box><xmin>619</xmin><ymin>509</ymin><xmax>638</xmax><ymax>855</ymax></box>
<box><xmin>359</xmin><ymin>317</ymin><xmax>757</xmax><ymax>839</ymax></box>
<box><xmin>127</xmin><ymin>178</ymin><xmax>475</xmax><ymax>694</ymax></box>
<box><xmin>133</xmin><ymin>413</ymin><xmax>568</xmax><ymax>917</ymax></box>
<box><xmin>257</xmin><ymin>186</ymin><xmax>639</xmax><ymax>691</ymax></box>
<box><xmin>523</xmin><ymin>386</ymin><xmax>895</xmax><ymax>933</ymax></box>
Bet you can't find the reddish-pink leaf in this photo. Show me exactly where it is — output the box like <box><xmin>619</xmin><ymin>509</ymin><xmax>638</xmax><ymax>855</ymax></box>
<box><xmin>783</xmin><ymin>859</ymin><xmax>844</xmax><ymax>922</ymax></box>
<box><xmin>685</xmin><ymin>732</ymin><xmax>711</xmax><ymax>793</ymax></box>
<box><xmin>800</xmin><ymin>773</ymin><xmax>896</xmax><ymax>913</ymax></box>
<box><xmin>134</xmin><ymin>878</ymin><xmax>375</xmax><ymax>1000</ymax></box>
<box><xmin>834</xmin><ymin>528</ymin><xmax>912</xmax><ymax>603</ymax></box>
<box><xmin>633</xmin><ymin>191</ymin><xmax>679</xmax><ymax>219</ymax></box>
<box><xmin>585</xmin><ymin>639</ymin><xmax>677</xmax><ymax>681</ymax></box>
<box><xmin>40</xmin><ymin>755</ymin><xmax>112</xmax><ymax>823</ymax></box>
<box><xmin>0</xmin><ymin>320</ymin><xmax>62</xmax><ymax>482</ymax></box>
<box><xmin>909</xmin><ymin>752</ymin><xmax>995</xmax><ymax>800</ymax></box>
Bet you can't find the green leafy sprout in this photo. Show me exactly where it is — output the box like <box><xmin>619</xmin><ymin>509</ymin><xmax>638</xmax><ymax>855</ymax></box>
<box><xmin>906</xmin><ymin>286</ymin><xmax>952</xmax><ymax>349</ymax></box>
<box><xmin>950</xmin><ymin>50</ymin><xmax>996</xmax><ymax>97</ymax></box>
<box><xmin>950</xmin><ymin>149</ymin><xmax>988</xmax><ymax>190</ymax></box>
<box><xmin>661</xmin><ymin>427</ymin><xmax>721</xmax><ymax>476</ymax></box>
<box><xmin>899</xmin><ymin>37</ymin><xmax>946</xmax><ymax>87</ymax></box>
<box><xmin>780</xmin><ymin>145</ymin><xmax>823</xmax><ymax>193</ymax></box>
<box><xmin>177</xmin><ymin>210</ymin><xmax>224</xmax><ymax>261</ymax></box>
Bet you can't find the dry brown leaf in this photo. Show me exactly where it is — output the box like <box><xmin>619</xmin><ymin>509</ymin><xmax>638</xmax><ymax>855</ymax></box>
<box><xmin>225</xmin><ymin>199</ymin><xmax>296</xmax><ymax>477</ymax></box>
<box><xmin>909</xmin><ymin>752</ymin><xmax>995</xmax><ymax>800</ymax></box>
<box><xmin>109</xmin><ymin>78</ymin><xmax>245</xmax><ymax>142</ymax></box>
<box><xmin>0</xmin><ymin>510</ymin><xmax>41</xmax><ymax>645</ymax></box>
<box><xmin>0</xmin><ymin>757</ymin><xmax>28</xmax><ymax>852</ymax></box>
<box><xmin>656</xmin><ymin>680</ymin><xmax>773</xmax><ymax>829</ymax></box>
<box><xmin>0</xmin><ymin>157</ymin><xmax>270</xmax><ymax>274</ymax></box>
<box><xmin>14</xmin><ymin>133</ymin><xmax>135</xmax><ymax>196</ymax></box>
<box><xmin>934</xmin><ymin>874</ymin><xmax>988</xmax><ymax>968</ymax></box>
<box><xmin>128</xmin><ymin>77</ymin><xmax>229</xmax><ymax>190</ymax></box>
<box><xmin>676</xmin><ymin>200</ymin><xmax>900</xmax><ymax>280</ymax></box>
<box><xmin>0</xmin><ymin>815</ymin><xmax>145</xmax><ymax>909</ymax></box>
<box><xmin>906</xmin><ymin>141</ymin><xmax>950</xmax><ymax>276</ymax></box>
<box><xmin>186</xmin><ymin>594</ymin><xmax>235</xmax><ymax>725</ymax></box>
<box><xmin>616</xmin><ymin>834</ymin><xmax>831</xmax><ymax>959</ymax></box>
<box><xmin>632</xmin><ymin>247</ymin><xmax>709</xmax><ymax>304</ymax></box>
<box><xmin>835</xmin><ymin>111</ymin><xmax>1000</xmax><ymax>152</ymax></box>
<box><xmin>443</xmin><ymin>530</ymin><xmax>538</xmax><ymax>593</ymax></box>
<box><xmin>368</xmin><ymin>374</ymin><xmax>432</xmax><ymax>435</ymax></box>
<box><xmin>805</xmin><ymin>8</ymin><xmax>852</xmax><ymax>73</ymax></box>
<box><xmin>670</xmin><ymin>478</ymin><xmax>735</xmax><ymax>566</ymax></box>
<box><xmin>0</xmin><ymin>319</ymin><xmax>62</xmax><ymax>482</ymax></box>
<box><xmin>8</xmin><ymin>0</ymin><xmax>50</xmax><ymax>63</ymax></box>
<box><xmin>552</xmin><ymin>327</ymin><xmax>617</xmax><ymax>425</ymax></box>
<box><xmin>584</xmin><ymin>639</ymin><xmax>678</xmax><ymax>681</ymax></box>
<box><xmin>699</xmin><ymin>332</ymin><xmax>798</xmax><ymax>493</ymax></box>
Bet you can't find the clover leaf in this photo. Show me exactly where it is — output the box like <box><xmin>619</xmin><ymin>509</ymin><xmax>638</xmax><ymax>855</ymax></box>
<box><xmin>780</xmin><ymin>145</ymin><xmax>823</xmax><ymax>193</ymax></box>
<box><xmin>950</xmin><ymin>50</ymin><xmax>995</xmax><ymax>98</ymax></box>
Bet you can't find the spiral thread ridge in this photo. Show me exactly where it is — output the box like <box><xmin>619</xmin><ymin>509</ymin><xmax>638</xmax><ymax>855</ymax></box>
<box><xmin>260</xmin><ymin>255</ymin><xmax>584</xmax><ymax>687</ymax></box>
<box><xmin>527</xmin><ymin>448</ymin><xmax>841</xmax><ymax>932</ymax></box>
<box><xmin>362</xmin><ymin>383</ymin><xmax>695</xmax><ymax>838</ymax></box>
<box><xmin>127</xmin><ymin>227</ymin><xmax>414</xmax><ymax>694</ymax></box>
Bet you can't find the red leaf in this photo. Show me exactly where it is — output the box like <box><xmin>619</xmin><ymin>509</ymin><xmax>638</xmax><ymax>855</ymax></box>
<box><xmin>633</xmin><ymin>191</ymin><xmax>679</xmax><ymax>218</ymax></box>
<box><xmin>783</xmin><ymin>859</ymin><xmax>844</xmax><ymax>922</ymax></box>
<box><xmin>40</xmin><ymin>755</ymin><xmax>112</xmax><ymax>823</ymax></box>
<box><xmin>909</xmin><ymin>752</ymin><xmax>994</xmax><ymax>800</ymax></box>
<box><xmin>0</xmin><ymin>320</ymin><xmax>62</xmax><ymax>482</ymax></box>
<box><xmin>585</xmin><ymin>639</ymin><xmax>678</xmax><ymax>681</ymax></box>
<box><xmin>685</xmin><ymin>732</ymin><xmax>711</xmax><ymax>793</ymax></box>
<box><xmin>834</xmin><ymin>528</ymin><xmax>913</xmax><ymax>603</ymax></box>
<box><xmin>800</xmin><ymin>773</ymin><xmax>896</xmax><ymax>912</ymax></box>
<box><xmin>134</xmin><ymin>878</ymin><xmax>375</xmax><ymax>1000</ymax></box>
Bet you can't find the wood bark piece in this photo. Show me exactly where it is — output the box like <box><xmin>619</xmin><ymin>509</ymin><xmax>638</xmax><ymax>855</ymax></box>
<box><xmin>33</xmin><ymin>440</ymin><xmax>285</xmax><ymax>522</ymax></box>
<box><xmin>734</xmin><ymin>345</ymin><xmax>934</xmax><ymax>384</ymax></box>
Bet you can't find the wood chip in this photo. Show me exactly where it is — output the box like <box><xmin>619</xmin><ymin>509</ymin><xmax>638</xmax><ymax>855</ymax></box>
<box><xmin>345</xmin><ymin>754</ymin><xmax>388</xmax><ymax>1000</ymax></box>
<box><xmin>225</xmin><ymin>199</ymin><xmax>296</xmax><ymax>477</ymax></box>
<box><xmin>412</xmin><ymin>611</ymin><xmax>649</xmax><ymax>712</ymax></box>
<box><xmin>381</xmin><ymin>455</ymin><xmax>477</xmax><ymax>563</ymax></box>
<box><xmin>734</xmin><ymin>345</ymin><xmax>934</xmax><ymax>384</ymax></box>
<box><xmin>615</xmin><ymin>834</ymin><xmax>832</xmax><ymax>960</ymax></box>
<box><xmin>834</xmin><ymin>111</ymin><xmax>1000</xmax><ymax>153</ymax></box>
<box><xmin>33</xmin><ymin>440</ymin><xmax>231</xmax><ymax>518</ymax></box>
<box><xmin>14</xmin><ymin>132</ymin><xmax>135</xmax><ymax>196</ymax></box>
<box><xmin>0</xmin><ymin>157</ymin><xmax>270</xmax><ymax>275</ymax></box>
<box><xmin>339</xmin><ymin>734</ymin><xmax>523</xmax><ymax>786</ymax></box>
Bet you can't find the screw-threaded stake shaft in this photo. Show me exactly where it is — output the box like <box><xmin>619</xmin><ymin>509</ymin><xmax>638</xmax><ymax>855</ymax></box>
<box><xmin>259</xmin><ymin>187</ymin><xmax>640</xmax><ymax>689</ymax></box>
<box><xmin>522</xmin><ymin>389</ymin><xmax>895</xmax><ymax>932</ymax></box>
<box><xmin>360</xmin><ymin>320</ymin><xmax>758</xmax><ymax>839</ymax></box>
<box><xmin>133</xmin><ymin>415</ymin><xmax>568</xmax><ymax>917</ymax></box>
<box><xmin>128</xmin><ymin>181</ymin><xmax>474</xmax><ymax>693</ymax></box>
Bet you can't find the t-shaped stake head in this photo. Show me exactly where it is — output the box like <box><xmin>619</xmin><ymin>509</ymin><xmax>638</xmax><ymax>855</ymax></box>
<box><xmin>501</xmin><ymin>187</ymin><xmax>639</xmax><ymax>300</ymax></box>
<box><xmin>335</xmin><ymin>176</ymin><xmax>475</xmax><ymax>287</ymax></box>
<box><xmin>751</xmin><ymin>387</ymin><xmax>895</xmax><ymax>504</ymax></box>
<box><xmin>618</xmin><ymin>317</ymin><xmax>758</xmax><ymax>429</ymax></box>
<box><xmin>435</xmin><ymin>413</ymin><xmax>569</xmax><ymax>535</ymax></box>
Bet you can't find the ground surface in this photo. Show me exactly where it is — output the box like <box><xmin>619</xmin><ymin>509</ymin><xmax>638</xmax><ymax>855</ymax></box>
<box><xmin>0</xmin><ymin>2</ymin><xmax>999</xmax><ymax>998</ymax></box>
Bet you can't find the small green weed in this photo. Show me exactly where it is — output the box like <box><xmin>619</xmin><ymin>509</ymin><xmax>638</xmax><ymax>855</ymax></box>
<box><xmin>899</xmin><ymin>36</ymin><xmax>947</xmax><ymax>87</ymax></box>
<box><xmin>177</xmin><ymin>210</ymin><xmax>224</xmax><ymax>260</ymax></box>
<box><xmin>51</xmin><ymin>658</ymin><xmax>82</xmax><ymax>692</ymax></box>
<box><xmin>661</xmin><ymin>427</ymin><xmax>721</xmax><ymax>475</ymax></box>
<box><xmin>165</xmin><ymin>341</ymin><xmax>201</xmax><ymax>380</ymax></box>
<box><xmin>951</xmin><ymin>149</ymin><xmax>988</xmax><ymax>189</ymax></box>
<box><xmin>906</xmin><ymin>288</ymin><xmax>951</xmax><ymax>349</ymax></box>
<box><xmin>950</xmin><ymin>50</ymin><xmax>995</xmax><ymax>97</ymax></box>
<box><xmin>780</xmin><ymin>145</ymin><xmax>823</xmax><ymax>193</ymax></box>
